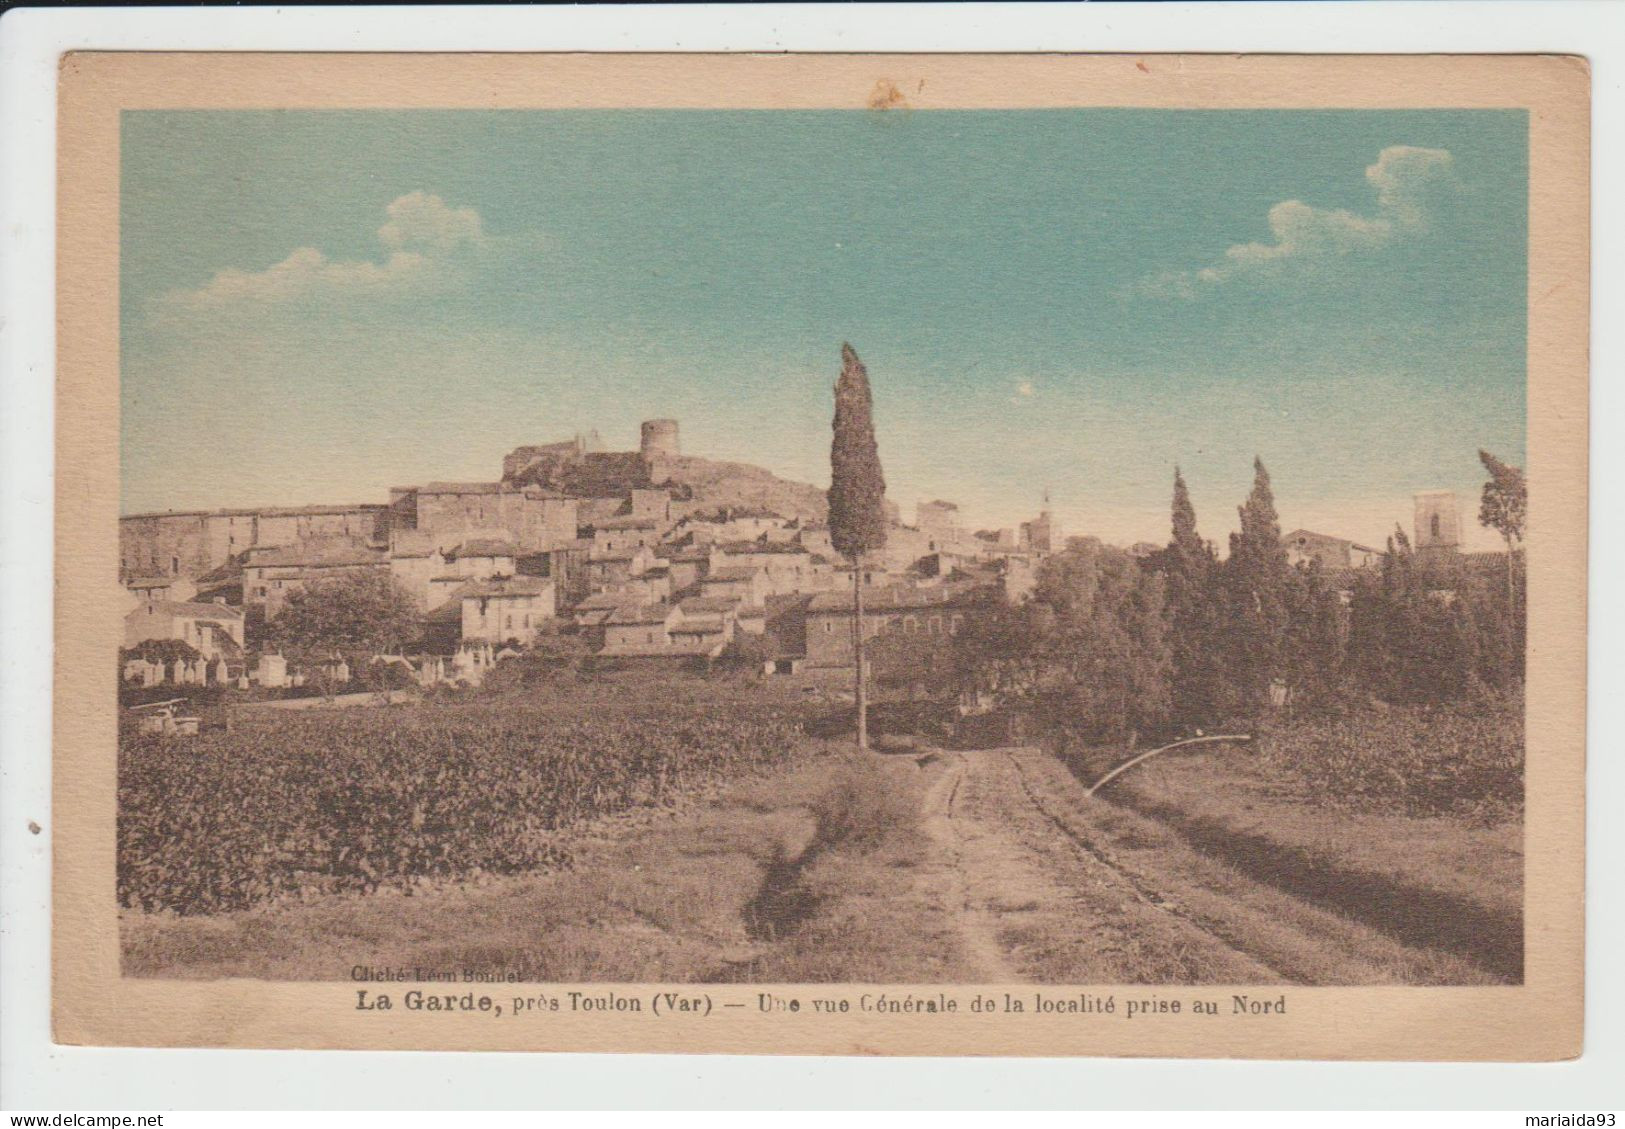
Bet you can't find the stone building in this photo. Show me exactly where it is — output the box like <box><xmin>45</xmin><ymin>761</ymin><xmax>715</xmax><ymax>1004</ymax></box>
<box><xmin>459</xmin><ymin>576</ymin><xmax>556</xmax><ymax>646</ymax></box>
<box><xmin>387</xmin><ymin>545</ymin><xmax>448</xmax><ymax>611</ymax></box>
<box><xmin>124</xmin><ymin>574</ymin><xmax>198</xmax><ymax>606</ymax></box>
<box><xmin>586</xmin><ymin>544</ymin><xmax>656</xmax><ymax>590</ymax></box>
<box><xmin>677</xmin><ymin>507</ymin><xmax>788</xmax><ymax>545</ymax></box>
<box><xmin>1019</xmin><ymin>503</ymin><xmax>1054</xmax><ymax>554</ymax></box>
<box><xmin>397</xmin><ymin>482</ymin><xmax>578</xmax><ymax>552</ymax></box>
<box><xmin>629</xmin><ymin>487</ymin><xmax>674</xmax><ymax>526</ymax></box>
<box><xmin>571</xmin><ymin>591</ymin><xmax>637</xmax><ymax>646</ymax></box>
<box><xmin>598</xmin><ymin>597</ymin><xmax>737</xmax><ymax>659</ymax></box>
<box><xmin>591</xmin><ymin>515</ymin><xmax>661</xmax><ymax>556</ymax></box>
<box><xmin>802</xmin><ymin>584</ymin><xmax>977</xmax><ymax>671</ymax></box>
<box><xmin>1282</xmin><ymin>529</ymin><xmax>1383</xmax><ymax>570</ymax></box>
<box><xmin>242</xmin><ymin>539</ymin><xmax>389</xmax><ymax>620</ymax></box>
<box><xmin>701</xmin><ymin>565</ymin><xmax>771</xmax><ymax>608</ymax></box>
<box><xmin>119</xmin><ymin>504</ymin><xmax>386</xmax><ymax>581</ymax></box>
<box><xmin>600</xmin><ymin>602</ymin><xmax>680</xmax><ymax>655</ymax></box>
<box><xmin>672</xmin><ymin>596</ymin><xmax>741</xmax><ymax>648</ymax></box>
<box><xmin>655</xmin><ymin>545</ymin><xmax>710</xmax><ymax>593</ymax></box>
<box><xmin>124</xmin><ymin>599</ymin><xmax>245</xmax><ymax>661</ymax></box>
<box><xmin>878</xmin><ymin>523</ymin><xmax>936</xmax><ymax>571</ymax></box>
<box><xmin>706</xmin><ymin>541</ymin><xmax>833</xmax><ymax>600</ymax></box>
<box><xmin>916</xmin><ymin>500</ymin><xmax>965</xmax><ymax>547</ymax></box>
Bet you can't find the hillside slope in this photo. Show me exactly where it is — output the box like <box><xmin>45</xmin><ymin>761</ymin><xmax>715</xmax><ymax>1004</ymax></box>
<box><xmin>657</xmin><ymin>456</ymin><xmax>828</xmax><ymax>523</ymax></box>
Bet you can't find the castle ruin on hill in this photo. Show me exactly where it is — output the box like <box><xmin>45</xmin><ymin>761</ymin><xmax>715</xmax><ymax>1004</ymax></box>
<box><xmin>121</xmin><ymin>419</ymin><xmax>826</xmax><ymax>583</ymax></box>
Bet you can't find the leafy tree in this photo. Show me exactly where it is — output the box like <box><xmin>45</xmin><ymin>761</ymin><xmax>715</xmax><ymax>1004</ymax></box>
<box><xmin>827</xmin><ymin>342</ymin><xmax>889</xmax><ymax>750</ymax></box>
<box><xmin>1477</xmin><ymin>448</ymin><xmax>1527</xmax><ymax>556</ymax></box>
<box><xmin>1477</xmin><ymin>448</ymin><xmax>1527</xmax><ymax>676</ymax></box>
<box><xmin>868</xmin><ymin>624</ymin><xmax>959</xmax><ymax>697</ymax></box>
<box><xmin>952</xmin><ymin>596</ymin><xmax>1051</xmax><ymax>705</ymax></box>
<box><xmin>1221</xmin><ymin>458</ymin><xmax>1293</xmax><ymax>715</ymax></box>
<box><xmin>958</xmin><ymin>540</ymin><xmax>1171</xmax><ymax>747</ymax></box>
<box><xmin>716</xmin><ymin>631</ymin><xmax>778</xmax><ymax>673</ymax></box>
<box><xmin>269</xmin><ymin>571</ymin><xmax>421</xmax><ymax>699</ymax></box>
<box><xmin>122</xmin><ymin>638</ymin><xmax>204</xmax><ymax>666</ymax></box>
<box><xmin>1347</xmin><ymin>528</ymin><xmax>1486</xmax><ymax>704</ymax></box>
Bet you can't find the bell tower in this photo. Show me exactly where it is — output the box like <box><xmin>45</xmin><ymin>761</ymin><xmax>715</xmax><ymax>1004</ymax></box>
<box><xmin>1413</xmin><ymin>490</ymin><xmax>1461</xmax><ymax>558</ymax></box>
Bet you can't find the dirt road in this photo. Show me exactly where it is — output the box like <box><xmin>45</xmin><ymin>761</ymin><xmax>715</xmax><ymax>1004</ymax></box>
<box><xmin>920</xmin><ymin>747</ymin><xmax>1509</xmax><ymax>985</ymax></box>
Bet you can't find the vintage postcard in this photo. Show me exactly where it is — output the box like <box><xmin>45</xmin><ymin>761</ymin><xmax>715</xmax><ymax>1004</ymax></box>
<box><xmin>54</xmin><ymin>52</ymin><xmax>1587</xmax><ymax>1058</ymax></box>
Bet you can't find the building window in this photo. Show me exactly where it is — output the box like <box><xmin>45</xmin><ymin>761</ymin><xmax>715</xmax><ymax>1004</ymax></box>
<box><xmin>951</xmin><ymin>614</ymin><xmax>964</xmax><ymax>634</ymax></box>
<box><xmin>171</xmin><ymin>556</ymin><xmax>179</xmax><ymax>575</ymax></box>
<box><xmin>904</xmin><ymin>616</ymin><xmax>919</xmax><ymax>634</ymax></box>
<box><xmin>1431</xmin><ymin>514</ymin><xmax>1442</xmax><ymax>539</ymax></box>
<box><xmin>929</xmin><ymin>616</ymin><xmax>943</xmax><ymax>635</ymax></box>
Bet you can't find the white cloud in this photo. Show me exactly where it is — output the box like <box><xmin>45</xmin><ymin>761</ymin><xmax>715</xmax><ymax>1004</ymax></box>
<box><xmin>377</xmin><ymin>190</ymin><xmax>484</xmax><ymax>254</ymax></box>
<box><xmin>155</xmin><ymin>192</ymin><xmax>486</xmax><ymax>317</ymax></box>
<box><xmin>1139</xmin><ymin>145</ymin><xmax>1455</xmax><ymax>298</ymax></box>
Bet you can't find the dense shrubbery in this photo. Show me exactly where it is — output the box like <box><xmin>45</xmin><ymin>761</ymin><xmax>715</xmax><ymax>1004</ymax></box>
<box><xmin>119</xmin><ymin>697</ymin><xmax>811</xmax><ymax>914</ymax></box>
<box><xmin>475</xmin><ymin>635</ymin><xmax>595</xmax><ymax>693</ymax></box>
<box><xmin>952</xmin><ymin>541</ymin><xmax>1172</xmax><ymax>746</ymax></box>
<box><xmin>1254</xmin><ymin>692</ymin><xmax>1523</xmax><ymax>822</ymax></box>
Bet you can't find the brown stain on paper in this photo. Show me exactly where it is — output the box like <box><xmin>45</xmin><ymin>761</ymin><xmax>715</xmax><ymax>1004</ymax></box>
<box><xmin>867</xmin><ymin>79</ymin><xmax>909</xmax><ymax>112</ymax></box>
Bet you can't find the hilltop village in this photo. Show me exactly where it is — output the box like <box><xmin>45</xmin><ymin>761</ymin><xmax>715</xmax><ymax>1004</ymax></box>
<box><xmin>119</xmin><ymin>416</ymin><xmax>1498</xmax><ymax>694</ymax></box>
<box><xmin>119</xmin><ymin>420</ymin><xmax>1056</xmax><ymax>687</ymax></box>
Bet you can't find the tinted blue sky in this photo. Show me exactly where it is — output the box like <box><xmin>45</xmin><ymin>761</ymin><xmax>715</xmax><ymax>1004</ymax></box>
<box><xmin>121</xmin><ymin>109</ymin><xmax>1527</xmax><ymax>549</ymax></box>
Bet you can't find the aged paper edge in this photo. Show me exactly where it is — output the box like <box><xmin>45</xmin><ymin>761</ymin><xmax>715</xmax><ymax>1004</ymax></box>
<box><xmin>53</xmin><ymin>52</ymin><xmax>1590</xmax><ymax>1059</ymax></box>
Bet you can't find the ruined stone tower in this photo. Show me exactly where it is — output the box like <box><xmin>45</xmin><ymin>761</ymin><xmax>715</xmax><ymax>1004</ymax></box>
<box><xmin>640</xmin><ymin>419</ymin><xmax>680</xmax><ymax>462</ymax></box>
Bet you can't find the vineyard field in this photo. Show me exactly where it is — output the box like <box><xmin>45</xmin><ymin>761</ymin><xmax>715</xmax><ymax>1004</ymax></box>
<box><xmin>119</xmin><ymin>688</ymin><xmax>818</xmax><ymax>915</ymax></box>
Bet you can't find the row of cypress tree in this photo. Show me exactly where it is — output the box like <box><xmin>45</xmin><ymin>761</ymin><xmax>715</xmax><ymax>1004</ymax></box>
<box><xmin>1157</xmin><ymin>457</ymin><xmax>1525</xmax><ymax>733</ymax></box>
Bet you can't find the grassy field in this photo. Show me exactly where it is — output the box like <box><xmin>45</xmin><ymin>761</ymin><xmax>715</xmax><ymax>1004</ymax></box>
<box><xmin>1069</xmin><ymin>700</ymin><xmax>1524</xmax><ymax>982</ymax></box>
<box><xmin>122</xmin><ymin>747</ymin><xmax>982</xmax><ymax>982</ymax></box>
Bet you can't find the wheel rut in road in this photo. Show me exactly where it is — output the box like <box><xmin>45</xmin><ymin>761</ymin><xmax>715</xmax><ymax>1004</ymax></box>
<box><xmin>925</xmin><ymin>745</ymin><xmax>1505</xmax><ymax>986</ymax></box>
<box><xmin>998</xmin><ymin>748</ymin><xmax>1301</xmax><ymax>984</ymax></box>
<box><xmin>922</xmin><ymin>747</ymin><xmax>1283</xmax><ymax>985</ymax></box>
<box><xmin>920</xmin><ymin>757</ymin><xmax>1025</xmax><ymax>983</ymax></box>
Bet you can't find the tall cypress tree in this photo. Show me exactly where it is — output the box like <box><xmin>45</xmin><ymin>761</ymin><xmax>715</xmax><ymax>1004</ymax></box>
<box><xmin>1224</xmin><ymin>457</ymin><xmax>1291</xmax><ymax>714</ymax></box>
<box><xmin>1171</xmin><ymin>467</ymin><xmax>1204</xmax><ymax>566</ymax></box>
<box><xmin>828</xmin><ymin>343</ymin><xmax>888</xmax><ymax>750</ymax></box>
<box><xmin>1164</xmin><ymin>468</ymin><xmax>1223</xmax><ymax>728</ymax></box>
<box><xmin>1282</xmin><ymin>560</ymin><xmax>1345</xmax><ymax>708</ymax></box>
